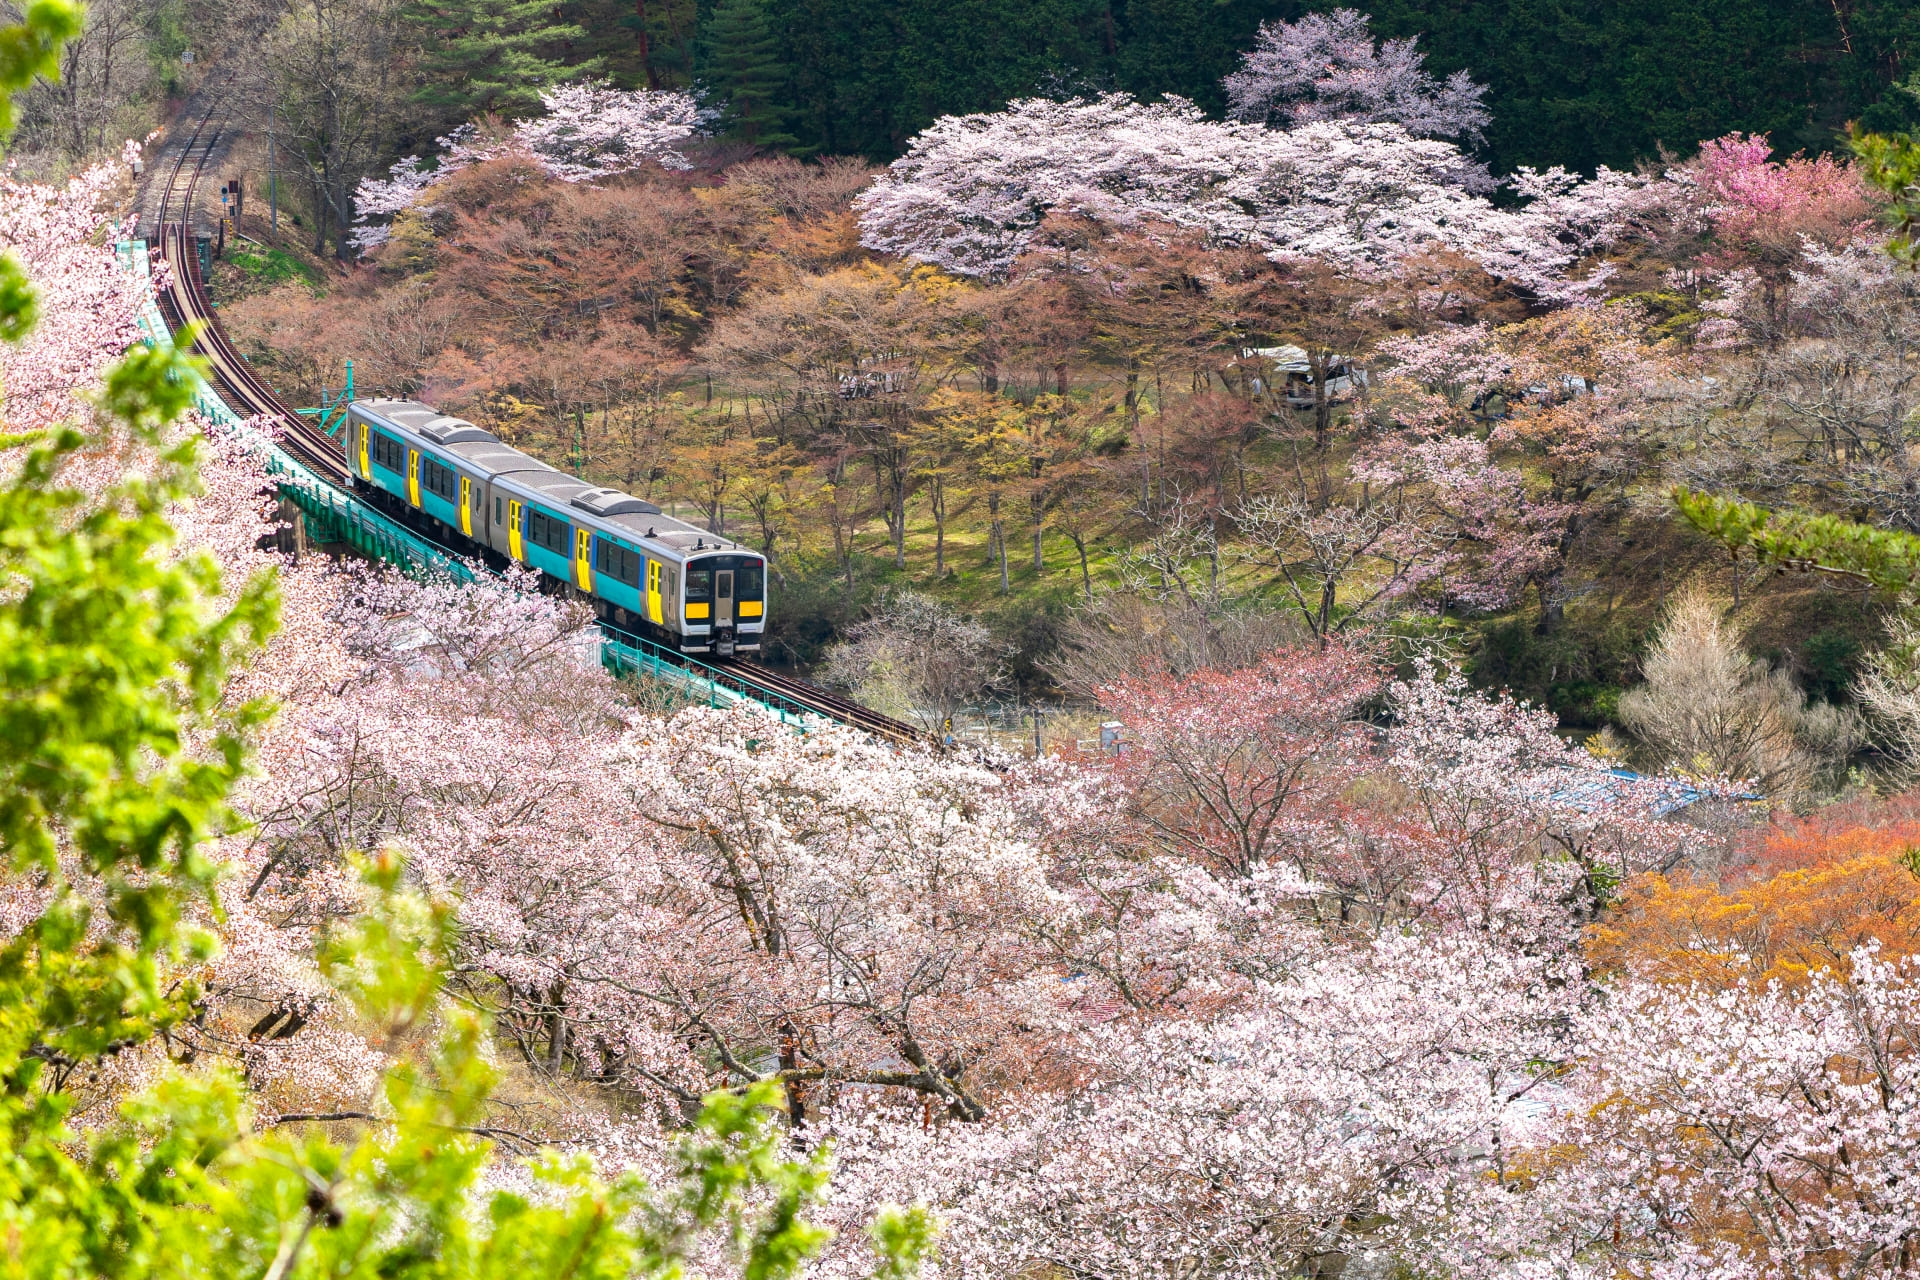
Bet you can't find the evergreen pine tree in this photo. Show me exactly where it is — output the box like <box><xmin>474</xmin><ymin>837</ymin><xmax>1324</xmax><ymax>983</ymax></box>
<box><xmin>404</xmin><ymin>0</ymin><xmax>599</xmax><ymax>130</ymax></box>
<box><xmin>698</xmin><ymin>0</ymin><xmax>801</xmax><ymax>151</ymax></box>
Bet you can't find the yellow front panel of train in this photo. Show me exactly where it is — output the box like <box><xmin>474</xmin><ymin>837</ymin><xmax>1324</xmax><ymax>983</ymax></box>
<box><xmin>646</xmin><ymin>560</ymin><xmax>662</xmax><ymax>625</ymax></box>
<box><xmin>574</xmin><ymin>528</ymin><xmax>593</xmax><ymax>591</ymax></box>
<box><xmin>406</xmin><ymin>450</ymin><xmax>421</xmax><ymax>506</ymax></box>
<box><xmin>459</xmin><ymin>476</ymin><xmax>473</xmax><ymax>536</ymax></box>
<box><xmin>508</xmin><ymin>499</ymin><xmax>523</xmax><ymax>561</ymax></box>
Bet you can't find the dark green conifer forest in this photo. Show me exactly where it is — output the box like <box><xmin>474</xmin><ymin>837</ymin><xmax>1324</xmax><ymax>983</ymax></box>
<box><xmin>566</xmin><ymin>0</ymin><xmax>1920</xmax><ymax>168</ymax></box>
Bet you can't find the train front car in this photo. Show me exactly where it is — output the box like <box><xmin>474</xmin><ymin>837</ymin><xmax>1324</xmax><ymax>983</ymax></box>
<box><xmin>682</xmin><ymin>551</ymin><xmax>766</xmax><ymax>657</ymax></box>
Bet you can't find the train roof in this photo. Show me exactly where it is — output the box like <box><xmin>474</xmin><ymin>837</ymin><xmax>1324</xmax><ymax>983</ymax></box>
<box><xmin>354</xmin><ymin>398</ymin><xmax>498</xmax><ymax>446</ymax></box>
<box><xmin>440</xmin><ymin>442</ymin><xmax>560</xmax><ymax>479</ymax></box>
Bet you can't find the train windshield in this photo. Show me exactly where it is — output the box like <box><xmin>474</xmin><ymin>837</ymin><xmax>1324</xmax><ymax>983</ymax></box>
<box><xmin>738</xmin><ymin>562</ymin><xmax>764</xmax><ymax>598</ymax></box>
<box><xmin>685</xmin><ymin>568</ymin><xmax>712</xmax><ymax>602</ymax></box>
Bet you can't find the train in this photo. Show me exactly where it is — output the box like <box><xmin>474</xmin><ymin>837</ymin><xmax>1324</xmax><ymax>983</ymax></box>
<box><xmin>342</xmin><ymin>398</ymin><xmax>765</xmax><ymax>657</ymax></box>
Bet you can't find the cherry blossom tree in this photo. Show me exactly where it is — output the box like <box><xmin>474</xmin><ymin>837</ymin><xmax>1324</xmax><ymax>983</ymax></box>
<box><xmin>813</xmin><ymin>928</ymin><xmax>1585</xmax><ymax>1280</ymax></box>
<box><xmin>1223</xmin><ymin>8</ymin><xmax>1492</xmax><ymax>146</ymax></box>
<box><xmin>224</xmin><ymin>556</ymin><xmax>1071</xmax><ymax>1128</ymax></box>
<box><xmin>1097</xmin><ymin>642</ymin><xmax>1384</xmax><ymax>881</ymax></box>
<box><xmin>855</xmin><ymin>93</ymin><xmax>1648</xmax><ymax>293</ymax></box>
<box><xmin>1667</xmin><ymin>132</ymin><xmax>1876</xmax><ymax>264</ymax></box>
<box><xmin>1442</xmin><ymin>950</ymin><xmax>1920</xmax><ymax>1280</ymax></box>
<box><xmin>0</xmin><ymin>143</ymin><xmax>145</xmax><ymax>433</ymax></box>
<box><xmin>350</xmin><ymin>82</ymin><xmax>706</xmax><ymax>252</ymax></box>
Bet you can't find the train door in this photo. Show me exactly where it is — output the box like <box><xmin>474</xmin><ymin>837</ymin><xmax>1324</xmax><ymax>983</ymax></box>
<box><xmin>573</xmin><ymin>527</ymin><xmax>594</xmax><ymax>591</ymax></box>
<box><xmin>646</xmin><ymin>560</ymin><xmax>663</xmax><ymax>626</ymax></box>
<box><xmin>507</xmin><ymin>498</ymin><xmax>524</xmax><ymax>561</ymax></box>
<box><xmin>713</xmin><ymin>570</ymin><xmax>735</xmax><ymax>656</ymax></box>
<box><xmin>355</xmin><ymin>421</ymin><xmax>371</xmax><ymax>480</ymax></box>
<box><xmin>458</xmin><ymin>476</ymin><xmax>473</xmax><ymax>536</ymax></box>
<box><xmin>406</xmin><ymin>450</ymin><xmax>421</xmax><ymax>506</ymax></box>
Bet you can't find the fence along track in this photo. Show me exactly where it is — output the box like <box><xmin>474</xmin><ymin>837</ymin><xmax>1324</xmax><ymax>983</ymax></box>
<box><xmin>138</xmin><ymin>119</ymin><xmax>928</xmax><ymax>745</ymax></box>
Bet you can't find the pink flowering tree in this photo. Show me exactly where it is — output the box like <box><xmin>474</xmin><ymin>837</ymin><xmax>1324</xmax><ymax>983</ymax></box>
<box><xmin>350</xmin><ymin>81</ymin><xmax>706</xmax><ymax>252</ymax></box>
<box><xmin>856</xmin><ymin>93</ymin><xmax>1649</xmax><ymax>294</ymax></box>
<box><xmin>813</xmin><ymin>927</ymin><xmax>1587</xmax><ymax>1280</ymax></box>
<box><xmin>0</xmin><ymin>144</ymin><xmax>145</xmax><ymax>434</ymax></box>
<box><xmin>232</xmin><ymin>557</ymin><xmax>1069</xmax><ymax>1127</ymax></box>
<box><xmin>1671</xmin><ymin>132</ymin><xmax>1876</xmax><ymax>258</ymax></box>
<box><xmin>1223</xmin><ymin>7</ymin><xmax>1491</xmax><ymax>145</ymax></box>
<box><xmin>1434</xmin><ymin>949</ymin><xmax>1920</xmax><ymax>1280</ymax></box>
<box><xmin>1097</xmin><ymin>642</ymin><xmax>1386</xmax><ymax>882</ymax></box>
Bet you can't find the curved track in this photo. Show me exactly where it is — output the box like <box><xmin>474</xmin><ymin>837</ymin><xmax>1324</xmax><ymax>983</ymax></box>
<box><xmin>146</xmin><ymin>109</ymin><xmax>924</xmax><ymax>743</ymax></box>
<box><xmin>152</xmin><ymin>96</ymin><xmax>349</xmax><ymax>483</ymax></box>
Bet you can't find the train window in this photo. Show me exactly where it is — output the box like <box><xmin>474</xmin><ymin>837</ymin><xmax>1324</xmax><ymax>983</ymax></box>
<box><xmin>594</xmin><ymin>540</ymin><xmax>641</xmax><ymax>586</ymax></box>
<box><xmin>495</xmin><ymin>497</ymin><xmax>503</xmax><ymax>523</ymax></box>
<box><xmin>737</xmin><ymin>562</ymin><xmax>764</xmax><ymax>598</ymax></box>
<box><xmin>526</xmin><ymin>508</ymin><xmax>570</xmax><ymax>555</ymax></box>
<box><xmin>372</xmin><ymin>432</ymin><xmax>405</xmax><ymax>473</ymax></box>
<box><xmin>685</xmin><ymin>568</ymin><xmax>712</xmax><ymax>601</ymax></box>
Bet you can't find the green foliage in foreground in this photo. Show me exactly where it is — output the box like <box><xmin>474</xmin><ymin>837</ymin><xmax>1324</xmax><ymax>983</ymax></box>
<box><xmin>1675</xmin><ymin>488</ymin><xmax>1920</xmax><ymax>597</ymax></box>
<box><xmin>0</xmin><ymin>15</ymin><xmax>928</xmax><ymax>1279</ymax></box>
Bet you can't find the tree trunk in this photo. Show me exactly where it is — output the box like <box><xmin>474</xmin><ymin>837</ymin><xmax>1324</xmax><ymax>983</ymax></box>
<box><xmin>1311</xmin><ymin>350</ymin><xmax>1333</xmax><ymax>452</ymax></box>
<box><xmin>1031</xmin><ymin>477</ymin><xmax>1044</xmax><ymax>572</ymax></box>
<box><xmin>893</xmin><ymin>469</ymin><xmax>906</xmax><ymax>569</ymax></box>
<box><xmin>1127</xmin><ymin>363</ymin><xmax>1147</xmax><ymax>504</ymax></box>
<box><xmin>931</xmin><ymin>476</ymin><xmax>946</xmax><ymax>577</ymax></box>
<box><xmin>988</xmin><ymin>490</ymin><xmax>1008</xmax><ymax>594</ymax></box>
<box><xmin>636</xmin><ymin>0</ymin><xmax>659</xmax><ymax>87</ymax></box>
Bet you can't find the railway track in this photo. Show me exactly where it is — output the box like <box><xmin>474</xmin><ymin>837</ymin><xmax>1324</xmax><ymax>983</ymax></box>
<box><xmin>716</xmin><ymin>658</ymin><xmax>928</xmax><ymax>745</ymax></box>
<box><xmin>152</xmin><ymin>95</ymin><xmax>349</xmax><ymax>484</ymax></box>
<box><xmin>143</xmin><ymin>105</ymin><xmax>923</xmax><ymax>744</ymax></box>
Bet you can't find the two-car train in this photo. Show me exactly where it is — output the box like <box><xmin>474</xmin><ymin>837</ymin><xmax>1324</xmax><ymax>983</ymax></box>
<box><xmin>342</xmin><ymin>398</ymin><xmax>765</xmax><ymax>657</ymax></box>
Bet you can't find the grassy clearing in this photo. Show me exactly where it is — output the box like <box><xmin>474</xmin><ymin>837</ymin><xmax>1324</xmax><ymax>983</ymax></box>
<box><xmin>227</xmin><ymin>244</ymin><xmax>320</xmax><ymax>289</ymax></box>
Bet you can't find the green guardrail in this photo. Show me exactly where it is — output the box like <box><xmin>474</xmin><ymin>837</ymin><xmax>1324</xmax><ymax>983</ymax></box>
<box><xmin>600</xmin><ymin>632</ymin><xmax>808</xmax><ymax>729</ymax></box>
